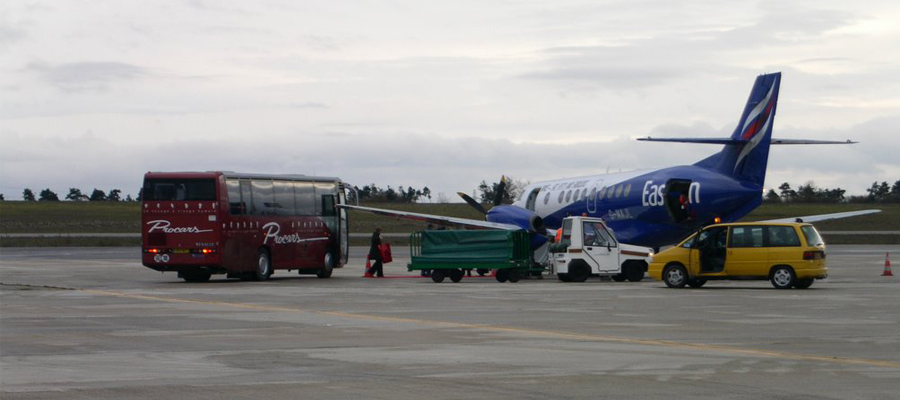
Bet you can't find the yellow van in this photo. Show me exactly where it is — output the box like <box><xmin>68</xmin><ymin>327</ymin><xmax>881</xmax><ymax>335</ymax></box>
<box><xmin>648</xmin><ymin>222</ymin><xmax>827</xmax><ymax>289</ymax></box>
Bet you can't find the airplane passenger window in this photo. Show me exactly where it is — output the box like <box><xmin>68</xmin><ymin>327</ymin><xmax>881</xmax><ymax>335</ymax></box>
<box><xmin>544</xmin><ymin>192</ymin><xmax>550</xmax><ymax>205</ymax></box>
<box><xmin>558</xmin><ymin>191</ymin><xmax>564</xmax><ymax>203</ymax></box>
<box><xmin>565</xmin><ymin>190</ymin><xmax>572</xmax><ymax>202</ymax></box>
<box><xmin>598</xmin><ymin>187</ymin><xmax>606</xmax><ymax>200</ymax></box>
<box><xmin>590</xmin><ymin>188</ymin><xmax>596</xmax><ymax>200</ymax></box>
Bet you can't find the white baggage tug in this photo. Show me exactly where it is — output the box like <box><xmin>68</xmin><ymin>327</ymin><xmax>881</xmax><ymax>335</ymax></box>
<box><xmin>550</xmin><ymin>216</ymin><xmax>653</xmax><ymax>282</ymax></box>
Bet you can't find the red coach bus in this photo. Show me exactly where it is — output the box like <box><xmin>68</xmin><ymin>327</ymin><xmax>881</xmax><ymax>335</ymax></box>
<box><xmin>141</xmin><ymin>171</ymin><xmax>350</xmax><ymax>282</ymax></box>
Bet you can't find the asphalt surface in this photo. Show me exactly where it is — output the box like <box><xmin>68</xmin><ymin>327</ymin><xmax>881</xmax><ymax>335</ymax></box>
<box><xmin>1</xmin><ymin>245</ymin><xmax>898</xmax><ymax>399</ymax></box>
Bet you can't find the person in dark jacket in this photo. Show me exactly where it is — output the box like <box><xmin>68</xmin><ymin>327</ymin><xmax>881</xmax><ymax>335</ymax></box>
<box><xmin>367</xmin><ymin>226</ymin><xmax>384</xmax><ymax>277</ymax></box>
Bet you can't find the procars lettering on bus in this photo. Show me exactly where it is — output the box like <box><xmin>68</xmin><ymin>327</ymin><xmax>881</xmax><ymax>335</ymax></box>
<box><xmin>146</xmin><ymin>219</ymin><xmax>213</xmax><ymax>234</ymax></box>
<box><xmin>262</xmin><ymin>222</ymin><xmax>329</xmax><ymax>245</ymax></box>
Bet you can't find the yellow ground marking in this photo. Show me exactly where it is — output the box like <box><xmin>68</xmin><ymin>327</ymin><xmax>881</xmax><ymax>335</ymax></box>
<box><xmin>80</xmin><ymin>289</ymin><xmax>900</xmax><ymax>369</ymax></box>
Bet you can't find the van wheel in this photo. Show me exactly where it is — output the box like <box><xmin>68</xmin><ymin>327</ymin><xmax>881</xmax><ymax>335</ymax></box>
<box><xmin>793</xmin><ymin>278</ymin><xmax>814</xmax><ymax>289</ymax></box>
<box><xmin>557</xmin><ymin>273</ymin><xmax>572</xmax><ymax>282</ymax></box>
<box><xmin>317</xmin><ymin>251</ymin><xmax>334</xmax><ymax>278</ymax></box>
<box><xmin>663</xmin><ymin>264</ymin><xmax>687</xmax><ymax>288</ymax></box>
<box><xmin>431</xmin><ymin>270</ymin><xmax>446</xmax><ymax>283</ymax></box>
<box><xmin>568</xmin><ymin>261</ymin><xmax>590</xmax><ymax>283</ymax></box>
<box><xmin>182</xmin><ymin>271</ymin><xmax>211</xmax><ymax>283</ymax></box>
<box><xmin>770</xmin><ymin>266</ymin><xmax>795</xmax><ymax>289</ymax></box>
<box><xmin>255</xmin><ymin>249</ymin><xmax>272</xmax><ymax>281</ymax></box>
<box><xmin>687</xmin><ymin>278</ymin><xmax>707</xmax><ymax>288</ymax></box>
<box><xmin>449</xmin><ymin>269</ymin><xmax>464</xmax><ymax>283</ymax></box>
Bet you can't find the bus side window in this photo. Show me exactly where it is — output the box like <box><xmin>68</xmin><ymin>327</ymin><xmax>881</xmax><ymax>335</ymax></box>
<box><xmin>226</xmin><ymin>178</ymin><xmax>243</xmax><ymax>215</ymax></box>
<box><xmin>322</xmin><ymin>195</ymin><xmax>336</xmax><ymax>217</ymax></box>
<box><xmin>294</xmin><ymin>181</ymin><xmax>315</xmax><ymax>215</ymax></box>
<box><xmin>273</xmin><ymin>180</ymin><xmax>297</xmax><ymax>216</ymax></box>
<box><xmin>251</xmin><ymin>179</ymin><xmax>274</xmax><ymax>215</ymax></box>
<box><xmin>314</xmin><ymin>182</ymin><xmax>337</xmax><ymax>216</ymax></box>
<box><xmin>239</xmin><ymin>180</ymin><xmax>252</xmax><ymax>215</ymax></box>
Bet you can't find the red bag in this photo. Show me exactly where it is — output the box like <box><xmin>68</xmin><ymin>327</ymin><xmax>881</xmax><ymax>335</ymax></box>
<box><xmin>379</xmin><ymin>243</ymin><xmax>393</xmax><ymax>264</ymax></box>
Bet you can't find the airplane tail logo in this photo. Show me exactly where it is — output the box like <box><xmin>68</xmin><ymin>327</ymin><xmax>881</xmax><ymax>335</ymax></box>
<box><xmin>695</xmin><ymin>73</ymin><xmax>780</xmax><ymax>187</ymax></box>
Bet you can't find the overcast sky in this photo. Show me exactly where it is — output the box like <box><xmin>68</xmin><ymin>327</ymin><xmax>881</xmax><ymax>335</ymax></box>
<box><xmin>2</xmin><ymin>0</ymin><xmax>899</xmax><ymax>201</ymax></box>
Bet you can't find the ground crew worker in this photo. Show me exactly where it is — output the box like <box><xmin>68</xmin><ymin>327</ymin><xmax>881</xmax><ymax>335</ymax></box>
<box><xmin>367</xmin><ymin>226</ymin><xmax>384</xmax><ymax>277</ymax></box>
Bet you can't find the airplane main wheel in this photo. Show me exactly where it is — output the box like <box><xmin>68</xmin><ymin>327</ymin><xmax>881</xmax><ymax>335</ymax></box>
<box><xmin>431</xmin><ymin>270</ymin><xmax>446</xmax><ymax>283</ymax></box>
<box><xmin>449</xmin><ymin>269</ymin><xmax>464</xmax><ymax>283</ymax></box>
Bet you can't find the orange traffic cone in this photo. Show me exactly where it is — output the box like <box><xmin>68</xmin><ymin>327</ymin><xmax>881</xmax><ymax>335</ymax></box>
<box><xmin>363</xmin><ymin>258</ymin><xmax>374</xmax><ymax>278</ymax></box>
<box><xmin>883</xmin><ymin>252</ymin><xmax>893</xmax><ymax>277</ymax></box>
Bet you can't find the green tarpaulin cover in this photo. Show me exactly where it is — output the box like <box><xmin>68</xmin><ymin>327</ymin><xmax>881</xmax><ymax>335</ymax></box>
<box><xmin>418</xmin><ymin>230</ymin><xmax>517</xmax><ymax>263</ymax></box>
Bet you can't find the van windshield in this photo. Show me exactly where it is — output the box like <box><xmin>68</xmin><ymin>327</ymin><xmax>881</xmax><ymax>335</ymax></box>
<box><xmin>143</xmin><ymin>179</ymin><xmax>217</xmax><ymax>201</ymax></box>
<box><xmin>800</xmin><ymin>225</ymin><xmax>824</xmax><ymax>246</ymax></box>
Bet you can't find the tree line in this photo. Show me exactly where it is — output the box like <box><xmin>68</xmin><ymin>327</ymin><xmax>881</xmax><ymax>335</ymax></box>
<box><xmin>350</xmin><ymin>184</ymin><xmax>432</xmax><ymax>203</ymax></box>
<box><xmin>13</xmin><ymin>188</ymin><xmax>134</xmax><ymax>202</ymax></box>
<box><xmin>765</xmin><ymin>180</ymin><xmax>900</xmax><ymax>203</ymax></box>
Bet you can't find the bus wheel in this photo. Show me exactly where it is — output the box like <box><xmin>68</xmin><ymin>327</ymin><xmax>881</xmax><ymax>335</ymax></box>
<box><xmin>317</xmin><ymin>251</ymin><xmax>334</xmax><ymax>279</ymax></box>
<box><xmin>431</xmin><ymin>270</ymin><xmax>446</xmax><ymax>283</ymax></box>
<box><xmin>449</xmin><ymin>269</ymin><xmax>464</xmax><ymax>283</ymax></box>
<box><xmin>255</xmin><ymin>249</ymin><xmax>272</xmax><ymax>281</ymax></box>
<box><xmin>182</xmin><ymin>271</ymin><xmax>211</xmax><ymax>283</ymax></box>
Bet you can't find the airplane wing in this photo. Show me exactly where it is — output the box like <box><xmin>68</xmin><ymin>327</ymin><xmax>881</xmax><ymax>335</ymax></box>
<box><xmin>637</xmin><ymin>137</ymin><xmax>857</xmax><ymax>145</ymax></box>
<box><xmin>760</xmin><ymin>209</ymin><xmax>881</xmax><ymax>223</ymax></box>
<box><xmin>338</xmin><ymin>204</ymin><xmax>523</xmax><ymax>231</ymax></box>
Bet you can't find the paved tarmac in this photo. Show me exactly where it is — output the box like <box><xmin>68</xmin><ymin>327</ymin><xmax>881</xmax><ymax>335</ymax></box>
<box><xmin>1</xmin><ymin>245</ymin><xmax>898</xmax><ymax>399</ymax></box>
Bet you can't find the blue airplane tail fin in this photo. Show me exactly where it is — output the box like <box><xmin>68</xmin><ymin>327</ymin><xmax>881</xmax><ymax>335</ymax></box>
<box><xmin>693</xmin><ymin>72</ymin><xmax>781</xmax><ymax>187</ymax></box>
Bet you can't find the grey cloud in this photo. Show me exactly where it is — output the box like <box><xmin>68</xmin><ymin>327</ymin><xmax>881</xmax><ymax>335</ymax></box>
<box><xmin>290</xmin><ymin>102</ymin><xmax>328</xmax><ymax>109</ymax></box>
<box><xmin>0</xmin><ymin>24</ymin><xmax>28</xmax><ymax>48</ymax></box>
<box><xmin>26</xmin><ymin>61</ymin><xmax>150</xmax><ymax>92</ymax></box>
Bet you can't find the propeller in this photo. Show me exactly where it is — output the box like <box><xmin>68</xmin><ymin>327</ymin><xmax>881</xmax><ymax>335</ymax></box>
<box><xmin>457</xmin><ymin>192</ymin><xmax>487</xmax><ymax>215</ymax></box>
<box><xmin>457</xmin><ymin>175</ymin><xmax>508</xmax><ymax>216</ymax></box>
<box><xmin>493</xmin><ymin>176</ymin><xmax>507</xmax><ymax>206</ymax></box>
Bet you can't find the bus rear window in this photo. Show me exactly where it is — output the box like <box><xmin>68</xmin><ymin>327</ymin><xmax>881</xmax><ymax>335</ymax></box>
<box><xmin>143</xmin><ymin>179</ymin><xmax>217</xmax><ymax>201</ymax></box>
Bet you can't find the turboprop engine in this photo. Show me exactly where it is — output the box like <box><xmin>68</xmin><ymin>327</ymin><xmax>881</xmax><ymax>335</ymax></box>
<box><xmin>486</xmin><ymin>205</ymin><xmax>545</xmax><ymax>233</ymax></box>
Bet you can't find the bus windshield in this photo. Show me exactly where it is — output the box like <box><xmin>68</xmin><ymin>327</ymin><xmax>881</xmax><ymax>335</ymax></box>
<box><xmin>143</xmin><ymin>178</ymin><xmax>217</xmax><ymax>201</ymax></box>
